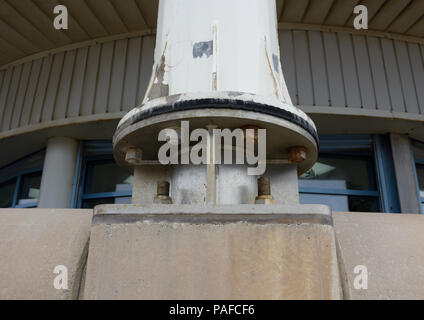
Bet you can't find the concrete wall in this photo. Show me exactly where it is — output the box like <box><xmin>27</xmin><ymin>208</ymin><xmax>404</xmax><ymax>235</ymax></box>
<box><xmin>2</xmin><ymin>208</ymin><xmax>424</xmax><ymax>300</ymax></box>
<box><xmin>0</xmin><ymin>209</ymin><xmax>92</xmax><ymax>299</ymax></box>
<box><xmin>334</xmin><ymin>212</ymin><xmax>424</xmax><ymax>300</ymax></box>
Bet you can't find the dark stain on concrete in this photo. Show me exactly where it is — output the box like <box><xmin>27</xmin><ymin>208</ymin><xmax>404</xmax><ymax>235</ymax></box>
<box><xmin>93</xmin><ymin>213</ymin><xmax>333</xmax><ymax>227</ymax></box>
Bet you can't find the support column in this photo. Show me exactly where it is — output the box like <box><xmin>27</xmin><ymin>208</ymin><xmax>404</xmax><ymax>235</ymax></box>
<box><xmin>390</xmin><ymin>133</ymin><xmax>421</xmax><ymax>214</ymax></box>
<box><xmin>38</xmin><ymin>137</ymin><xmax>78</xmax><ymax>208</ymax></box>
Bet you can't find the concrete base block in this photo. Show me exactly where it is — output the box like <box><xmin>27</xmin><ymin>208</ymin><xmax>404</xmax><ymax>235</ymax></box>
<box><xmin>83</xmin><ymin>204</ymin><xmax>342</xmax><ymax>299</ymax></box>
<box><xmin>0</xmin><ymin>209</ymin><xmax>92</xmax><ymax>300</ymax></box>
<box><xmin>334</xmin><ymin>212</ymin><xmax>424</xmax><ymax>300</ymax></box>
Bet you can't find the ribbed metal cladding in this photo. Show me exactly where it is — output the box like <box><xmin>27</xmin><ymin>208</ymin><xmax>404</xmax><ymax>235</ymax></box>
<box><xmin>0</xmin><ymin>30</ymin><xmax>423</xmax><ymax>135</ymax></box>
<box><xmin>1</xmin><ymin>0</ymin><xmax>422</xmax><ymax>66</ymax></box>
<box><xmin>279</xmin><ymin>29</ymin><xmax>424</xmax><ymax>113</ymax></box>
<box><xmin>0</xmin><ymin>35</ymin><xmax>155</xmax><ymax>132</ymax></box>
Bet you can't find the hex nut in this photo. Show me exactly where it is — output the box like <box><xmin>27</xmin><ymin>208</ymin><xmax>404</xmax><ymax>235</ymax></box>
<box><xmin>125</xmin><ymin>147</ymin><xmax>143</xmax><ymax>165</ymax></box>
<box><xmin>287</xmin><ymin>146</ymin><xmax>307</xmax><ymax>164</ymax></box>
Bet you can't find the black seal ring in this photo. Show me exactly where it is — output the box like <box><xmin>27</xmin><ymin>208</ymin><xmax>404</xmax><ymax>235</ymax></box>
<box><xmin>116</xmin><ymin>98</ymin><xmax>319</xmax><ymax>147</ymax></box>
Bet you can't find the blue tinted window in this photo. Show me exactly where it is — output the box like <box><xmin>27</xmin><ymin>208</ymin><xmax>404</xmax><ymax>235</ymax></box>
<box><xmin>77</xmin><ymin>142</ymin><xmax>133</xmax><ymax>209</ymax></box>
<box><xmin>0</xmin><ymin>151</ymin><xmax>43</xmax><ymax>208</ymax></box>
<box><xmin>299</xmin><ymin>135</ymin><xmax>380</xmax><ymax>212</ymax></box>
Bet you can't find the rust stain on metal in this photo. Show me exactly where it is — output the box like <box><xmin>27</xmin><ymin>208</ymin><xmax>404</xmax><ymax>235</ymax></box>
<box><xmin>241</xmin><ymin>125</ymin><xmax>261</xmax><ymax>144</ymax></box>
<box><xmin>257</xmin><ymin>177</ymin><xmax>271</xmax><ymax>196</ymax></box>
<box><xmin>212</xmin><ymin>72</ymin><xmax>217</xmax><ymax>91</ymax></box>
<box><xmin>255</xmin><ymin>176</ymin><xmax>275</xmax><ymax>204</ymax></box>
<box><xmin>264</xmin><ymin>37</ymin><xmax>280</xmax><ymax>100</ymax></box>
<box><xmin>288</xmin><ymin>146</ymin><xmax>307</xmax><ymax>163</ymax></box>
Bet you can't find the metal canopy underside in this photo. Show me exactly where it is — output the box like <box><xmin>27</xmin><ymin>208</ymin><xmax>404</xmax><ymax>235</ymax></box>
<box><xmin>0</xmin><ymin>0</ymin><xmax>422</xmax><ymax>67</ymax></box>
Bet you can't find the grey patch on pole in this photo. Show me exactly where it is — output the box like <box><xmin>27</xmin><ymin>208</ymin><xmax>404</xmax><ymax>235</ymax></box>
<box><xmin>193</xmin><ymin>41</ymin><xmax>213</xmax><ymax>58</ymax></box>
<box><xmin>272</xmin><ymin>54</ymin><xmax>279</xmax><ymax>73</ymax></box>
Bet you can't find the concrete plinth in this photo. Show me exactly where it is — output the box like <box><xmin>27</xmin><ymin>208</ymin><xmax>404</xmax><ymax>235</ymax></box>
<box><xmin>82</xmin><ymin>204</ymin><xmax>342</xmax><ymax>300</ymax></box>
<box><xmin>0</xmin><ymin>209</ymin><xmax>92</xmax><ymax>300</ymax></box>
<box><xmin>334</xmin><ymin>212</ymin><xmax>424</xmax><ymax>300</ymax></box>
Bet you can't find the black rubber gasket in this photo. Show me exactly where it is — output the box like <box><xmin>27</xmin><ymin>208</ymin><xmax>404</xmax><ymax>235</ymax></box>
<box><xmin>117</xmin><ymin>98</ymin><xmax>319</xmax><ymax>146</ymax></box>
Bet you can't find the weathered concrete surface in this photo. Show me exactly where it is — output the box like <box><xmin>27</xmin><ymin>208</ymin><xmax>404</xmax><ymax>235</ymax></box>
<box><xmin>4</xmin><ymin>208</ymin><xmax>424</xmax><ymax>300</ymax></box>
<box><xmin>334</xmin><ymin>212</ymin><xmax>424</xmax><ymax>300</ymax></box>
<box><xmin>83</xmin><ymin>204</ymin><xmax>342</xmax><ymax>300</ymax></box>
<box><xmin>0</xmin><ymin>209</ymin><xmax>92</xmax><ymax>300</ymax></box>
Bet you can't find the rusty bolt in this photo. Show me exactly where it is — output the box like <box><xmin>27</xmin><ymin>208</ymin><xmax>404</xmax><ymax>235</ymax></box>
<box><xmin>125</xmin><ymin>147</ymin><xmax>143</xmax><ymax>165</ymax></box>
<box><xmin>257</xmin><ymin>177</ymin><xmax>271</xmax><ymax>196</ymax></box>
<box><xmin>255</xmin><ymin>177</ymin><xmax>274</xmax><ymax>205</ymax></box>
<box><xmin>287</xmin><ymin>146</ymin><xmax>307</xmax><ymax>164</ymax></box>
<box><xmin>154</xmin><ymin>181</ymin><xmax>172</xmax><ymax>204</ymax></box>
<box><xmin>157</xmin><ymin>181</ymin><xmax>170</xmax><ymax>196</ymax></box>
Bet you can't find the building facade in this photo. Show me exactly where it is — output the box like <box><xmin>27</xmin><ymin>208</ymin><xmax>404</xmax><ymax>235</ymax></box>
<box><xmin>1</xmin><ymin>0</ymin><xmax>423</xmax><ymax>214</ymax></box>
<box><xmin>0</xmin><ymin>0</ymin><xmax>424</xmax><ymax>300</ymax></box>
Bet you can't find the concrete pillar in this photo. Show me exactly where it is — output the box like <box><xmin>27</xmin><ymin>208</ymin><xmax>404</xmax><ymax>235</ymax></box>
<box><xmin>38</xmin><ymin>137</ymin><xmax>78</xmax><ymax>208</ymax></box>
<box><xmin>390</xmin><ymin>133</ymin><xmax>421</xmax><ymax>213</ymax></box>
<box><xmin>83</xmin><ymin>205</ymin><xmax>342</xmax><ymax>300</ymax></box>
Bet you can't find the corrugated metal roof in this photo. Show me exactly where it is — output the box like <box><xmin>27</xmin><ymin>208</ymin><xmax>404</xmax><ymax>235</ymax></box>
<box><xmin>0</xmin><ymin>0</ymin><xmax>422</xmax><ymax>67</ymax></box>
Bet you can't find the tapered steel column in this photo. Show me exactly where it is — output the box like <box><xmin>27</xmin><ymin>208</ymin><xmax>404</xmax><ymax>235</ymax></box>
<box><xmin>85</xmin><ymin>0</ymin><xmax>342</xmax><ymax>300</ymax></box>
<box><xmin>114</xmin><ymin>0</ymin><xmax>318</xmax><ymax>205</ymax></box>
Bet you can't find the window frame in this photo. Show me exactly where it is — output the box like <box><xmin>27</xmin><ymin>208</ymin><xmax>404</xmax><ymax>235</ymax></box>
<box><xmin>414</xmin><ymin>161</ymin><xmax>424</xmax><ymax>204</ymax></box>
<box><xmin>0</xmin><ymin>167</ymin><xmax>43</xmax><ymax>208</ymax></box>
<box><xmin>411</xmin><ymin>139</ymin><xmax>424</xmax><ymax>214</ymax></box>
<box><xmin>299</xmin><ymin>153</ymin><xmax>379</xmax><ymax>198</ymax></box>
<box><xmin>299</xmin><ymin>134</ymin><xmax>400</xmax><ymax>213</ymax></box>
<box><xmin>75</xmin><ymin>142</ymin><xmax>133</xmax><ymax>208</ymax></box>
<box><xmin>299</xmin><ymin>147</ymin><xmax>380</xmax><ymax>212</ymax></box>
